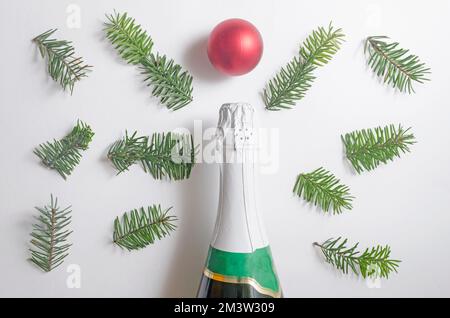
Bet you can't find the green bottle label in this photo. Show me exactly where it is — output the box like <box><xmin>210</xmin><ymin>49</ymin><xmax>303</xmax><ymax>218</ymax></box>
<box><xmin>203</xmin><ymin>246</ymin><xmax>281</xmax><ymax>298</ymax></box>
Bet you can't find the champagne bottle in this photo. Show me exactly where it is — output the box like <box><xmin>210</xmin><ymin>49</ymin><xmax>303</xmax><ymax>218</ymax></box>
<box><xmin>197</xmin><ymin>103</ymin><xmax>282</xmax><ymax>298</ymax></box>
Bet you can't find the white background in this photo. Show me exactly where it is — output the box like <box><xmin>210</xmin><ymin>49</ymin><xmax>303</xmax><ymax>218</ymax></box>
<box><xmin>1</xmin><ymin>0</ymin><xmax>449</xmax><ymax>298</ymax></box>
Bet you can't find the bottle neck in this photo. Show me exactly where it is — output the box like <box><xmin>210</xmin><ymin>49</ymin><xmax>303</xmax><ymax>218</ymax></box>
<box><xmin>210</xmin><ymin>138</ymin><xmax>268</xmax><ymax>253</ymax></box>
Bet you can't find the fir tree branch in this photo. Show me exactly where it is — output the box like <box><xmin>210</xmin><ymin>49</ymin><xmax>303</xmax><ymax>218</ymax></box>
<box><xmin>104</xmin><ymin>11</ymin><xmax>193</xmax><ymax>110</ymax></box>
<box><xmin>342</xmin><ymin>124</ymin><xmax>416</xmax><ymax>173</ymax></box>
<box><xmin>32</xmin><ymin>29</ymin><xmax>92</xmax><ymax>94</ymax></box>
<box><xmin>314</xmin><ymin>237</ymin><xmax>400</xmax><ymax>279</ymax></box>
<box><xmin>107</xmin><ymin>131</ymin><xmax>147</xmax><ymax>173</ymax></box>
<box><xmin>364</xmin><ymin>36</ymin><xmax>430</xmax><ymax>93</ymax></box>
<box><xmin>293</xmin><ymin>167</ymin><xmax>353</xmax><ymax>214</ymax></box>
<box><xmin>34</xmin><ymin>120</ymin><xmax>94</xmax><ymax>180</ymax></box>
<box><xmin>113</xmin><ymin>205</ymin><xmax>177</xmax><ymax>251</ymax></box>
<box><xmin>103</xmin><ymin>12</ymin><xmax>153</xmax><ymax>65</ymax></box>
<box><xmin>29</xmin><ymin>195</ymin><xmax>72</xmax><ymax>272</ymax></box>
<box><xmin>140</xmin><ymin>54</ymin><xmax>194</xmax><ymax>110</ymax></box>
<box><xmin>263</xmin><ymin>23</ymin><xmax>344</xmax><ymax>110</ymax></box>
<box><xmin>107</xmin><ymin>131</ymin><xmax>196</xmax><ymax>181</ymax></box>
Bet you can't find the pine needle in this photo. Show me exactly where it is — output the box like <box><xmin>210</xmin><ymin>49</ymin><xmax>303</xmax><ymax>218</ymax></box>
<box><xmin>263</xmin><ymin>23</ymin><xmax>344</xmax><ymax>110</ymax></box>
<box><xmin>342</xmin><ymin>124</ymin><xmax>416</xmax><ymax>173</ymax></box>
<box><xmin>113</xmin><ymin>205</ymin><xmax>177</xmax><ymax>251</ymax></box>
<box><xmin>34</xmin><ymin>120</ymin><xmax>94</xmax><ymax>180</ymax></box>
<box><xmin>104</xmin><ymin>11</ymin><xmax>193</xmax><ymax>110</ymax></box>
<box><xmin>29</xmin><ymin>195</ymin><xmax>72</xmax><ymax>272</ymax></box>
<box><xmin>365</xmin><ymin>36</ymin><xmax>430</xmax><ymax>93</ymax></box>
<box><xmin>108</xmin><ymin>131</ymin><xmax>196</xmax><ymax>181</ymax></box>
<box><xmin>33</xmin><ymin>29</ymin><xmax>92</xmax><ymax>94</ymax></box>
<box><xmin>314</xmin><ymin>237</ymin><xmax>400</xmax><ymax>279</ymax></box>
<box><xmin>293</xmin><ymin>167</ymin><xmax>353</xmax><ymax>214</ymax></box>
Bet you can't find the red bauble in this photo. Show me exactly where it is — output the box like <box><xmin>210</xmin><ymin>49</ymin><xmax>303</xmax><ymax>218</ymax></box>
<box><xmin>207</xmin><ymin>18</ymin><xmax>263</xmax><ymax>76</ymax></box>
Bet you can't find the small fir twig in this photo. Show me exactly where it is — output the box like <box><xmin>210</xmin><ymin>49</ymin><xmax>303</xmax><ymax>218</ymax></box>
<box><xmin>314</xmin><ymin>237</ymin><xmax>400</xmax><ymax>279</ymax></box>
<box><xmin>342</xmin><ymin>124</ymin><xmax>416</xmax><ymax>173</ymax></box>
<box><xmin>32</xmin><ymin>29</ymin><xmax>92</xmax><ymax>94</ymax></box>
<box><xmin>29</xmin><ymin>195</ymin><xmax>72</xmax><ymax>272</ymax></box>
<box><xmin>364</xmin><ymin>36</ymin><xmax>430</xmax><ymax>93</ymax></box>
<box><xmin>263</xmin><ymin>23</ymin><xmax>345</xmax><ymax>110</ymax></box>
<box><xmin>104</xmin><ymin>11</ymin><xmax>193</xmax><ymax>110</ymax></box>
<box><xmin>108</xmin><ymin>131</ymin><xmax>196</xmax><ymax>181</ymax></box>
<box><xmin>34</xmin><ymin>120</ymin><xmax>94</xmax><ymax>179</ymax></box>
<box><xmin>113</xmin><ymin>205</ymin><xmax>177</xmax><ymax>251</ymax></box>
<box><xmin>293</xmin><ymin>167</ymin><xmax>353</xmax><ymax>214</ymax></box>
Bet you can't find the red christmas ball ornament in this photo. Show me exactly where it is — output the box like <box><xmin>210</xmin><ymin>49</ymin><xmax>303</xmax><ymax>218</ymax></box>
<box><xmin>207</xmin><ymin>18</ymin><xmax>263</xmax><ymax>76</ymax></box>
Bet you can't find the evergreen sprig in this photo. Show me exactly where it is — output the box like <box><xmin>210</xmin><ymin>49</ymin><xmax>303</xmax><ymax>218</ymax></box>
<box><xmin>113</xmin><ymin>205</ymin><xmax>177</xmax><ymax>251</ymax></box>
<box><xmin>365</xmin><ymin>36</ymin><xmax>430</xmax><ymax>93</ymax></box>
<box><xmin>342</xmin><ymin>124</ymin><xmax>415</xmax><ymax>173</ymax></box>
<box><xmin>314</xmin><ymin>237</ymin><xmax>400</xmax><ymax>278</ymax></box>
<box><xmin>29</xmin><ymin>195</ymin><xmax>72</xmax><ymax>272</ymax></box>
<box><xmin>108</xmin><ymin>131</ymin><xmax>195</xmax><ymax>180</ymax></box>
<box><xmin>293</xmin><ymin>167</ymin><xmax>353</xmax><ymax>214</ymax></box>
<box><xmin>32</xmin><ymin>29</ymin><xmax>92</xmax><ymax>94</ymax></box>
<box><xmin>104</xmin><ymin>11</ymin><xmax>193</xmax><ymax>110</ymax></box>
<box><xmin>263</xmin><ymin>23</ymin><xmax>344</xmax><ymax>110</ymax></box>
<box><xmin>34</xmin><ymin>120</ymin><xmax>94</xmax><ymax>179</ymax></box>
<box><xmin>104</xmin><ymin>12</ymin><xmax>153</xmax><ymax>65</ymax></box>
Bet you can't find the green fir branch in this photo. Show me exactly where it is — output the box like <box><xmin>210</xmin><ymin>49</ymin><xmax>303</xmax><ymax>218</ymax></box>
<box><xmin>29</xmin><ymin>195</ymin><xmax>72</xmax><ymax>272</ymax></box>
<box><xmin>364</xmin><ymin>36</ymin><xmax>430</xmax><ymax>93</ymax></box>
<box><xmin>113</xmin><ymin>205</ymin><xmax>177</xmax><ymax>251</ymax></box>
<box><xmin>263</xmin><ymin>23</ymin><xmax>344</xmax><ymax>110</ymax></box>
<box><xmin>108</xmin><ymin>131</ymin><xmax>196</xmax><ymax>181</ymax></box>
<box><xmin>314</xmin><ymin>237</ymin><xmax>400</xmax><ymax>279</ymax></box>
<box><xmin>107</xmin><ymin>131</ymin><xmax>147</xmax><ymax>173</ymax></box>
<box><xmin>32</xmin><ymin>29</ymin><xmax>92</xmax><ymax>94</ymax></box>
<box><xmin>103</xmin><ymin>12</ymin><xmax>153</xmax><ymax>65</ymax></box>
<box><xmin>342</xmin><ymin>124</ymin><xmax>415</xmax><ymax>173</ymax></box>
<box><xmin>140</xmin><ymin>54</ymin><xmax>194</xmax><ymax>110</ymax></box>
<box><xmin>293</xmin><ymin>167</ymin><xmax>353</xmax><ymax>214</ymax></box>
<box><xmin>34</xmin><ymin>120</ymin><xmax>94</xmax><ymax>179</ymax></box>
<box><xmin>104</xmin><ymin>11</ymin><xmax>193</xmax><ymax>110</ymax></box>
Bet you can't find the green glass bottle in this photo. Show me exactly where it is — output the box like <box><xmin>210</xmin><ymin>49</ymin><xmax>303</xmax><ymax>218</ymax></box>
<box><xmin>197</xmin><ymin>103</ymin><xmax>282</xmax><ymax>298</ymax></box>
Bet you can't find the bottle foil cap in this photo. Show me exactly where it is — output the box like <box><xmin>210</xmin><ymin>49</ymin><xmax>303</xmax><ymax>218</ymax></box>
<box><xmin>217</xmin><ymin>103</ymin><xmax>254</xmax><ymax>149</ymax></box>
